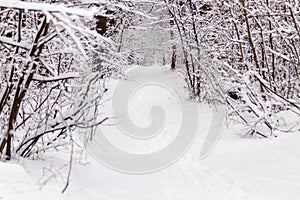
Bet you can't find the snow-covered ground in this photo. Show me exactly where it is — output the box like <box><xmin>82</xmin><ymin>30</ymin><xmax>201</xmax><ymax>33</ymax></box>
<box><xmin>0</xmin><ymin>66</ymin><xmax>299</xmax><ymax>200</ymax></box>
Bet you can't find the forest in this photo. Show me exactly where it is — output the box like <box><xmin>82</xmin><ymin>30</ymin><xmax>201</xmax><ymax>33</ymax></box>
<box><xmin>0</xmin><ymin>0</ymin><xmax>299</xmax><ymax>199</ymax></box>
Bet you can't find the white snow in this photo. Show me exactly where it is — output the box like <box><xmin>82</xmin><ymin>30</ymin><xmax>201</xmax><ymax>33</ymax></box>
<box><xmin>0</xmin><ymin>36</ymin><xmax>29</xmax><ymax>50</ymax></box>
<box><xmin>0</xmin><ymin>0</ymin><xmax>97</xmax><ymax>17</ymax></box>
<box><xmin>0</xmin><ymin>66</ymin><xmax>299</xmax><ymax>200</ymax></box>
<box><xmin>0</xmin><ymin>162</ymin><xmax>42</xmax><ymax>200</ymax></box>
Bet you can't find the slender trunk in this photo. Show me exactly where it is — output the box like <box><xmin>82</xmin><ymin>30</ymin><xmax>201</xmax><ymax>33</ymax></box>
<box><xmin>170</xmin><ymin>18</ymin><xmax>176</xmax><ymax>70</ymax></box>
<box><xmin>0</xmin><ymin>16</ymin><xmax>49</xmax><ymax>160</ymax></box>
<box><xmin>240</xmin><ymin>0</ymin><xmax>265</xmax><ymax>96</ymax></box>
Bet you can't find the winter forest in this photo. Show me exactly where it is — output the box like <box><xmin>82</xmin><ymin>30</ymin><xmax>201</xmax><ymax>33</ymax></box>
<box><xmin>0</xmin><ymin>0</ymin><xmax>299</xmax><ymax>200</ymax></box>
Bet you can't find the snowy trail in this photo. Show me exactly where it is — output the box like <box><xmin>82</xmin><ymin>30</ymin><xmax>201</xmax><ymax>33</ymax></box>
<box><xmin>66</xmin><ymin>65</ymin><xmax>253</xmax><ymax>200</ymax></box>
<box><xmin>1</xmin><ymin>65</ymin><xmax>299</xmax><ymax>200</ymax></box>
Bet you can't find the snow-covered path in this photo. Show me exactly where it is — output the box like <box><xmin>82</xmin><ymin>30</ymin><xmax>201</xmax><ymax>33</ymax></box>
<box><xmin>62</xmin><ymin>65</ymin><xmax>253</xmax><ymax>200</ymax></box>
<box><xmin>1</xmin><ymin>65</ymin><xmax>299</xmax><ymax>200</ymax></box>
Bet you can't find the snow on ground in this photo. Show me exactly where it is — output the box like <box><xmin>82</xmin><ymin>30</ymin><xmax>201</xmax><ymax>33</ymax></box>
<box><xmin>206</xmin><ymin>132</ymin><xmax>300</xmax><ymax>200</ymax></box>
<box><xmin>0</xmin><ymin>161</ymin><xmax>43</xmax><ymax>200</ymax></box>
<box><xmin>0</xmin><ymin>65</ymin><xmax>299</xmax><ymax>200</ymax></box>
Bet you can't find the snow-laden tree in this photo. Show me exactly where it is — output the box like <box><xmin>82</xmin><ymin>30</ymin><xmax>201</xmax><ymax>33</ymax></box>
<box><xmin>0</xmin><ymin>0</ymin><xmax>129</xmax><ymax>160</ymax></box>
<box><xmin>162</xmin><ymin>0</ymin><xmax>299</xmax><ymax>137</ymax></box>
<box><xmin>163</xmin><ymin>0</ymin><xmax>222</xmax><ymax>100</ymax></box>
<box><xmin>114</xmin><ymin>1</ymin><xmax>172</xmax><ymax>66</ymax></box>
<box><xmin>217</xmin><ymin>0</ymin><xmax>300</xmax><ymax>137</ymax></box>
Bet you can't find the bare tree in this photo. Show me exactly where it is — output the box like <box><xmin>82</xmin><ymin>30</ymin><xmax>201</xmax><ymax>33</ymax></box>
<box><xmin>0</xmin><ymin>0</ymin><xmax>124</xmax><ymax>160</ymax></box>
<box><xmin>162</xmin><ymin>0</ymin><xmax>299</xmax><ymax>136</ymax></box>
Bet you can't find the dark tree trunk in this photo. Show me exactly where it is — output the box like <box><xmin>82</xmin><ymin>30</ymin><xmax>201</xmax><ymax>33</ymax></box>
<box><xmin>170</xmin><ymin>19</ymin><xmax>176</xmax><ymax>70</ymax></box>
